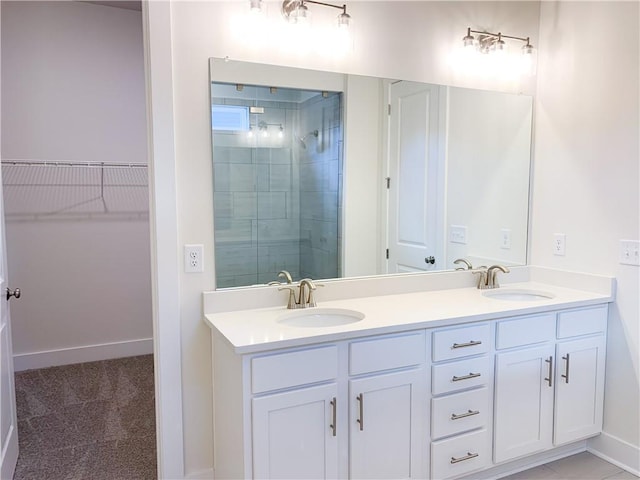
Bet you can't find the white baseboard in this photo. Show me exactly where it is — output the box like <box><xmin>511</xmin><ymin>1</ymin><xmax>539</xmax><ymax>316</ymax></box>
<box><xmin>13</xmin><ymin>338</ymin><xmax>153</xmax><ymax>371</ymax></box>
<box><xmin>588</xmin><ymin>432</ymin><xmax>640</xmax><ymax>476</ymax></box>
<box><xmin>185</xmin><ymin>468</ymin><xmax>214</xmax><ymax>479</ymax></box>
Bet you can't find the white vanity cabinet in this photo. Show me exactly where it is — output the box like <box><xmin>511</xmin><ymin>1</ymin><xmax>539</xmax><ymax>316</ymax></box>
<box><xmin>348</xmin><ymin>333</ymin><xmax>427</xmax><ymax>479</ymax></box>
<box><xmin>494</xmin><ymin>305</ymin><xmax>607</xmax><ymax>464</ymax></box>
<box><xmin>430</xmin><ymin>323</ymin><xmax>493</xmax><ymax>479</ymax></box>
<box><xmin>212</xmin><ymin>330</ymin><xmax>427</xmax><ymax>480</ymax></box>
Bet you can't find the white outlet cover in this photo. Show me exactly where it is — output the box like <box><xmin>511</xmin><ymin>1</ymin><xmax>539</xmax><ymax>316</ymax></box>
<box><xmin>500</xmin><ymin>229</ymin><xmax>511</xmax><ymax>250</ymax></box>
<box><xmin>184</xmin><ymin>244</ymin><xmax>204</xmax><ymax>273</ymax></box>
<box><xmin>619</xmin><ymin>239</ymin><xmax>640</xmax><ymax>266</ymax></box>
<box><xmin>553</xmin><ymin>233</ymin><xmax>566</xmax><ymax>256</ymax></box>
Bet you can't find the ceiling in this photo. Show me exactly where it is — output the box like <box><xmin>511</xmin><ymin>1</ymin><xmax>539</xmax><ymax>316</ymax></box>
<box><xmin>80</xmin><ymin>1</ymin><xmax>142</xmax><ymax>11</ymax></box>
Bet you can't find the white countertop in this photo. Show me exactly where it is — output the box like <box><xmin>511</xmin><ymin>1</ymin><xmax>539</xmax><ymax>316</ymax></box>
<box><xmin>204</xmin><ymin>280</ymin><xmax>613</xmax><ymax>354</ymax></box>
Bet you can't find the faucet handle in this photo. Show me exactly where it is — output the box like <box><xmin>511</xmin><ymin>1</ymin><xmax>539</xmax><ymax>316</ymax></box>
<box><xmin>278</xmin><ymin>285</ymin><xmax>299</xmax><ymax>309</ymax></box>
<box><xmin>306</xmin><ymin>283</ymin><xmax>324</xmax><ymax>308</ymax></box>
<box><xmin>472</xmin><ymin>267</ymin><xmax>488</xmax><ymax>289</ymax></box>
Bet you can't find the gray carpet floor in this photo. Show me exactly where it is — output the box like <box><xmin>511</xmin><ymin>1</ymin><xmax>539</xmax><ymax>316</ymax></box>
<box><xmin>13</xmin><ymin>355</ymin><xmax>157</xmax><ymax>480</ymax></box>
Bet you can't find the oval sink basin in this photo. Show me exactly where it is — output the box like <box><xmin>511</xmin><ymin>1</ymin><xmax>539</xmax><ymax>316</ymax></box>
<box><xmin>483</xmin><ymin>289</ymin><xmax>556</xmax><ymax>301</ymax></box>
<box><xmin>278</xmin><ymin>308</ymin><xmax>365</xmax><ymax>328</ymax></box>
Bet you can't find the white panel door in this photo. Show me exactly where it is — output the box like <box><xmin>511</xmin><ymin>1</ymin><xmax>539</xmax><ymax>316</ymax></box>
<box><xmin>387</xmin><ymin>81</ymin><xmax>444</xmax><ymax>273</ymax></box>
<box><xmin>554</xmin><ymin>336</ymin><xmax>606</xmax><ymax>445</ymax></box>
<box><xmin>0</xmin><ymin>160</ymin><xmax>19</xmax><ymax>478</ymax></box>
<box><xmin>349</xmin><ymin>368</ymin><xmax>425</xmax><ymax>479</ymax></box>
<box><xmin>252</xmin><ymin>383</ymin><xmax>339</xmax><ymax>479</ymax></box>
<box><xmin>494</xmin><ymin>344</ymin><xmax>555</xmax><ymax>463</ymax></box>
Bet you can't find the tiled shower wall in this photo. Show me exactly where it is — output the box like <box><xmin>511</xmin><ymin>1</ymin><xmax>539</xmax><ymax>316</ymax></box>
<box><xmin>299</xmin><ymin>93</ymin><xmax>342</xmax><ymax>280</ymax></box>
<box><xmin>212</xmin><ymin>89</ymin><xmax>342</xmax><ymax>288</ymax></box>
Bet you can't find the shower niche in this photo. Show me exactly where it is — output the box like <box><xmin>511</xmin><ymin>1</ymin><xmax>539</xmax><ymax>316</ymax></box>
<box><xmin>211</xmin><ymin>82</ymin><xmax>343</xmax><ymax>288</ymax></box>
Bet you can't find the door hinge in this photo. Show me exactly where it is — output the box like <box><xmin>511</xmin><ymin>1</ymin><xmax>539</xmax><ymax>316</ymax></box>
<box><xmin>386</xmin><ymin>248</ymin><xmax>389</xmax><ymax>259</ymax></box>
<box><xmin>386</xmin><ymin>177</ymin><xmax>390</xmax><ymax>189</ymax></box>
<box><xmin>388</xmin><ymin>104</ymin><xmax>391</xmax><ymax>115</ymax></box>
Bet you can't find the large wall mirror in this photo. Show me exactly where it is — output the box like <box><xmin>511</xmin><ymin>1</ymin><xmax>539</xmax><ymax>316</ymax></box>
<box><xmin>210</xmin><ymin>57</ymin><xmax>533</xmax><ymax>289</ymax></box>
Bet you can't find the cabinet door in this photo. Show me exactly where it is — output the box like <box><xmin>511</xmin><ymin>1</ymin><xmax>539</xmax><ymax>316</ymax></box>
<box><xmin>252</xmin><ymin>383</ymin><xmax>339</xmax><ymax>479</ymax></box>
<box><xmin>494</xmin><ymin>344</ymin><xmax>555</xmax><ymax>463</ymax></box>
<box><xmin>349</xmin><ymin>368</ymin><xmax>426</xmax><ymax>479</ymax></box>
<box><xmin>554</xmin><ymin>335</ymin><xmax>606</xmax><ymax>445</ymax></box>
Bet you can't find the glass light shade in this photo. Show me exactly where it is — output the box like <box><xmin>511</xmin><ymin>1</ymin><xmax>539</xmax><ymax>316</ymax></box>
<box><xmin>291</xmin><ymin>3</ymin><xmax>309</xmax><ymax>23</ymax></box>
<box><xmin>337</xmin><ymin>12</ymin><xmax>351</xmax><ymax>29</ymax></box>
<box><xmin>249</xmin><ymin>0</ymin><xmax>263</xmax><ymax>13</ymax></box>
<box><xmin>463</xmin><ymin>34</ymin><xmax>475</xmax><ymax>48</ymax></box>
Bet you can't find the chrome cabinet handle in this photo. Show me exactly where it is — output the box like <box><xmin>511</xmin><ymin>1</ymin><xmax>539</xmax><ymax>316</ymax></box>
<box><xmin>452</xmin><ymin>340</ymin><xmax>482</xmax><ymax>349</ymax></box>
<box><xmin>356</xmin><ymin>393</ymin><xmax>364</xmax><ymax>431</ymax></box>
<box><xmin>450</xmin><ymin>452</ymin><xmax>479</xmax><ymax>464</ymax></box>
<box><xmin>6</xmin><ymin>288</ymin><xmax>21</xmax><ymax>301</ymax></box>
<box><xmin>452</xmin><ymin>372</ymin><xmax>481</xmax><ymax>382</ymax></box>
<box><xmin>562</xmin><ymin>354</ymin><xmax>570</xmax><ymax>384</ymax></box>
<box><xmin>545</xmin><ymin>356</ymin><xmax>553</xmax><ymax>387</ymax></box>
<box><xmin>329</xmin><ymin>397</ymin><xmax>337</xmax><ymax>437</ymax></box>
<box><xmin>451</xmin><ymin>409</ymin><xmax>480</xmax><ymax>421</ymax></box>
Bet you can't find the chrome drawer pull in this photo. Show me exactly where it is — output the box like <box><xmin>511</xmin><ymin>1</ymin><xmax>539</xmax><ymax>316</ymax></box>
<box><xmin>452</xmin><ymin>340</ymin><xmax>482</xmax><ymax>349</ymax></box>
<box><xmin>450</xmin><ymin>452</ymin><xmax>479</xmax><ymax>464</ymax></box>
<box><xmin>545</xmin><ymin>356</ymin><xmax>553</xmax><ymax>387</ymax></box>
<box><xmin>356</xmin><ymin>393</ymin><xmax>364</xmax><ymax>431</ymax></box>
<box><xmin>329</xmin><ymin>397</ymin><xmax>337</xmax><ymax>437</ymax></box>
<box><xmin>562</xmin><ymin>354</ymin><xmax>570</xmax><ymax>384</ymax></box>
<box><xmin>451</xmin><ymin>409</ymin><xmax>480</xmax><ymax>420</ymax></box>
<box><xmin>452</xmin><ymin>372</ymin><xmax>481</xmax><ymax>382</ymax></box>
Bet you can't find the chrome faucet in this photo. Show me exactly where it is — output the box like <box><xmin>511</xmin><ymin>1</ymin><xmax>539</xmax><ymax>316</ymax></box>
<box><xmin>487</xmin><ymin>265</ymin><xmax>510</xmax><ymax>288</ymax></box>
<box><xmin>279</xmin><ymin>278</ymin><xmax>323</xmax><ymax>309</ymax></box>
<box><xmin>473</xmin><ymin>265</ymin><xmax>510</xmax><ymax>289</ymax></box>
<box><xmin>453</xmin><ymin>258</ymin><xmax>473</xmax><ymax>270</ymax></box>
<box><xmin>268</xmin><ymin>270</ymin><xmax>293</xmax><ymax>286</ymax></box>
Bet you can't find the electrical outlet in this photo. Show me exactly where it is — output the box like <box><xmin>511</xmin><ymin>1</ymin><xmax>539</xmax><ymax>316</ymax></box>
<box><xmin>450</xmin><ymin>225</ymin><xmax>468</xmax><ymax>244</ymax></box>
<box><xmin>619</xmin><ymin>240</ymin><xmax>640</xmax><ymax>266</ymax></box>
<box><xmin>553</xmin><ymin>233</ymin><xmax>566</xmax><ymax>256</ymax></box>
<box><xmin>184</xmin><ymin>244</ymin><xmax>204</xmax><ymax>273</ymax></box>
<box><xmin>500</xmin><ymin>229</ymin><xmax>511</xmax><ymax>250</ymax></box>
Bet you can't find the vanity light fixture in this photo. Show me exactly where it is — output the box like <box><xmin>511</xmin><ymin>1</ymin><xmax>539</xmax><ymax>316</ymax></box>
<box><xmin>248</xmin><ymin>122</ymin><xmax>285</xmax><ymax>140</ymax></box>
<box><xmin>282</xmin><ymin>0</ymin><xmax>351</xmax><ymax>30</ymax></box>
<box><xmin>248</xmin><ymin>0</ymin><xmax>264</xmax><ymax>14</ymax></box>
<box><xmin>462</xmin><ymin>27</ymin><xmax>535</xmax><ymax>59</ymax></box>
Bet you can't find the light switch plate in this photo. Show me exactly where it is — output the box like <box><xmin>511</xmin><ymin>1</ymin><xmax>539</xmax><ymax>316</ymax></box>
<box><xmin>450</xmin><ymin>225</ymin><xmax>468</xmax><ymax>244</ymax></box>
<box><xmin>619</xmin><ymin>240</ymin><xmax>640</xmax><ymax>266</ymax></box>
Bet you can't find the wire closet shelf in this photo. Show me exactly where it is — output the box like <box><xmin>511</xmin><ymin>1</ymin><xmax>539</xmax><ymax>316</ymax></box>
<box><xmin>1</xmin><ymin>160</ymin><xmax>149</xmax><ymax>222</ymax></box>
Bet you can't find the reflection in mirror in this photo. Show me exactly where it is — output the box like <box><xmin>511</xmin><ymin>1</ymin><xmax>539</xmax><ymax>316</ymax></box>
<box><xmin>212</xmin><ymin>82</ymin><xmax>343</xmax><ymax>288</ymax></box>
<box><xmin>210</xmin><ymin>58</ymin><xmax>533</xmax><ymax>290</ymax></box>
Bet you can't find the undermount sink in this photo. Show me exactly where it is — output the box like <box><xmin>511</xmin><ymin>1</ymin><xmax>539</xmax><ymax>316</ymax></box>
<box><xmin>482</xmin><ymin>288</ymin><xmax>556</xmax><ymax>301</ymax></box>
<box><xmin>278</xmin><ymin>308</ymin><xmax>365</xmax><ymax>328</ymax></box>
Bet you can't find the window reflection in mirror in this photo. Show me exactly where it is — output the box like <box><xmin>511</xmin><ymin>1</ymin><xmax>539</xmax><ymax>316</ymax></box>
<box><xmin>211</xmin><ymin>82</ymin><xmax>344</xmax><ymax>288</ymax></box>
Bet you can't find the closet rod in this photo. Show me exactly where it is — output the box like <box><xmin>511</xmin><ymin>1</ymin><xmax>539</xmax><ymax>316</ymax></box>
<box><xmin>1</xmin><ymin>160</ymin><xmax>148</xmax><ymax>169</ymax></box>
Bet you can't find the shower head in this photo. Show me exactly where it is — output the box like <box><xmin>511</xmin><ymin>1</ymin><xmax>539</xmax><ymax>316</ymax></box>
<box><xmin>296</xmin><ymin>130</ymin><xmax>319</xmax><ymax>149</ymax></box>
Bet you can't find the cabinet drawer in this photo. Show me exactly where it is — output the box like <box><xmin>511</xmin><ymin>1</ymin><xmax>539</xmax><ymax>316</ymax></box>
<box><xmin>432</xmin><ymin>323</ymin><xmax>491</xmax><ymax>361</ymax></box>
<box><xmin>557</xmin><ymin>305</ymin><xmax>608</xmax><ymax>338</ymax></box>
<box><xmin>251</xmin><ymin>345</ymin><xmax>338</xmax><ymax>394</ymax></box>
<box><xmin>496</xmin><ymin>313</ymin><xmax>555</xmax><ymax>349</ymax></box>
<box><xmin>431</xmin><ymin>429</ymin><xmax>490</xmax><ymax>480</ymax></box>
<box><xmin>431</xmin><ymin>387</ymin><xmax>489</xmax><ymax>440</ymax></box>
<box><xmin>432</xmin><ymin>356</ymin><xmax>492</xmax><ymax>395</ymax></box>
<box><xmin>349</xmin><ymin>331</ymin><xmax>425</xmax><ymax>375</ymax></box>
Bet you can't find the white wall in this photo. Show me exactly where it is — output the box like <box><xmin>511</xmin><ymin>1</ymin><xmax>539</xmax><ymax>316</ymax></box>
<box><xmin>446</xmin><ymin>87</ymin><xmax>532</xmax><ymax>268</ymax></box>
<box><xmin>156</xmin><ymin>1</ymin><xmax>541</xmax><ymax>475</ymax></box>
<box><xmin>532</xmin><ymin>1</ymin><xmax>639</xmax><ymax>470</ymax></box>
<box><xmin>1</xmin><ymin>2</ymin><xmax>151</xmax><ymax>368</ymax></box>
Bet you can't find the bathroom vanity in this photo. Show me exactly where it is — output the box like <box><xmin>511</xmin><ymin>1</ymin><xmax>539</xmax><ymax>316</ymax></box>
<box><xmin>204</xmin><ymin>268</ymin><xmax>613</xmax><ymax>479</ymax></box>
